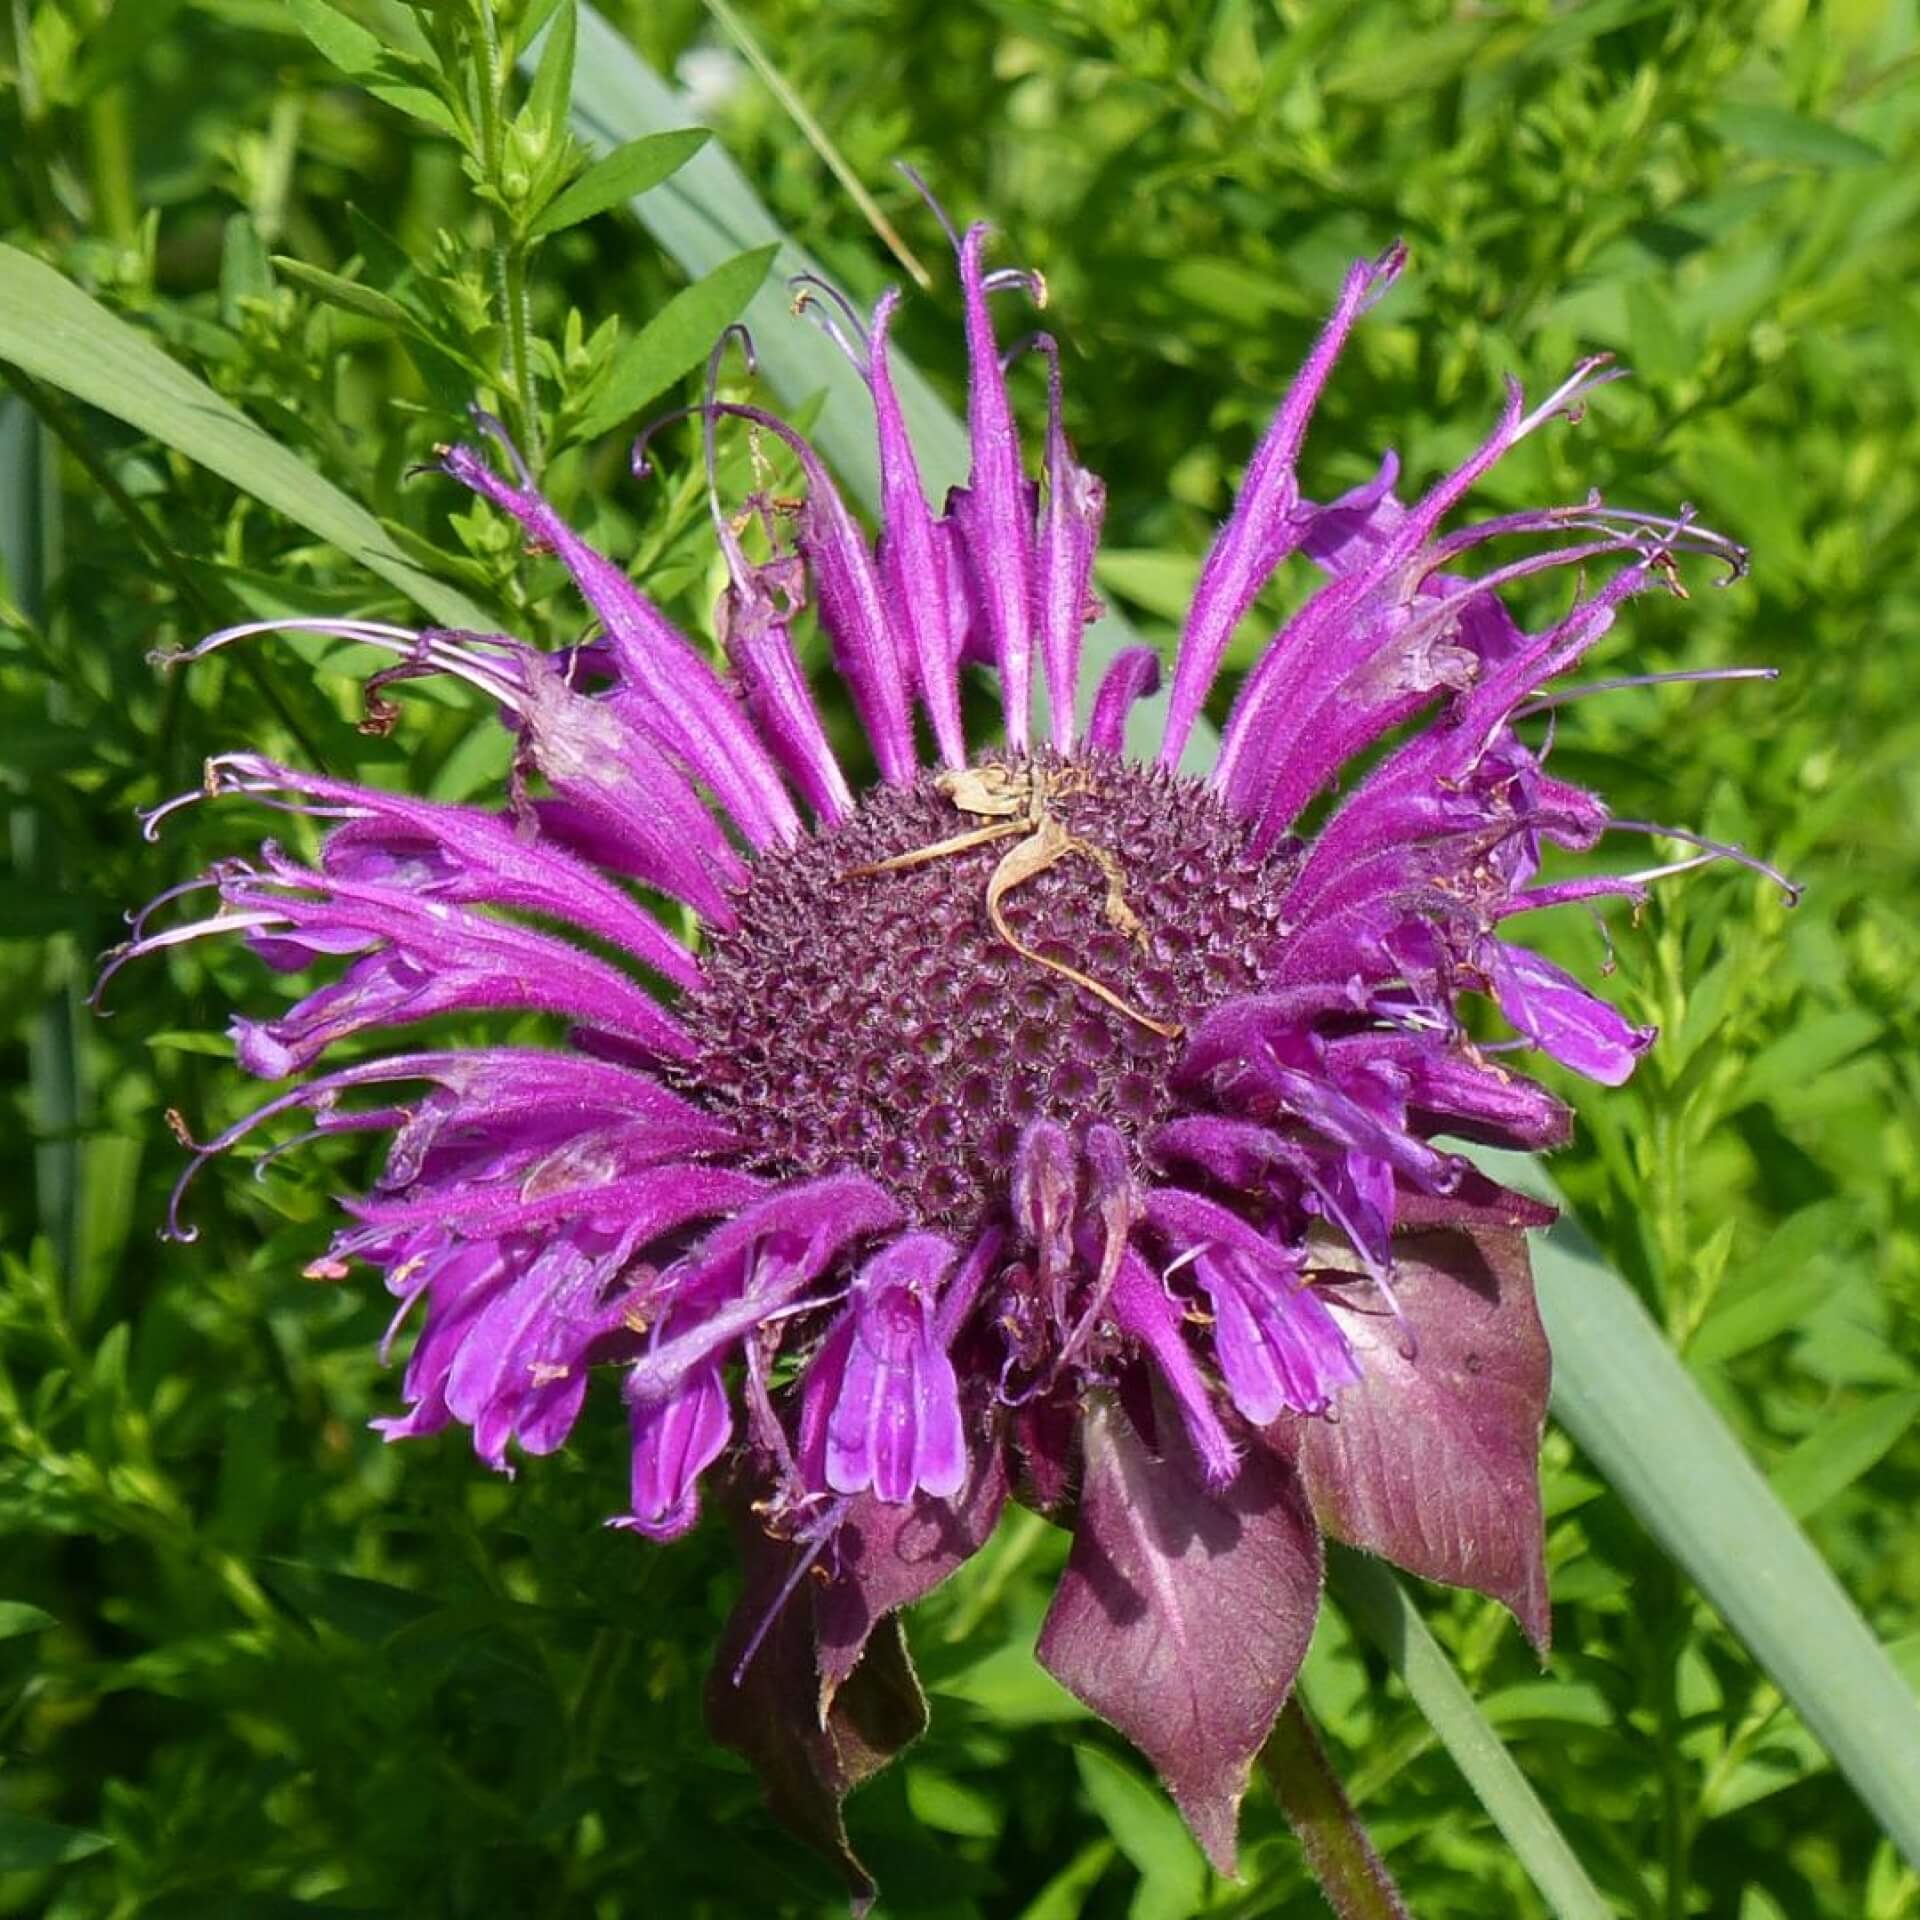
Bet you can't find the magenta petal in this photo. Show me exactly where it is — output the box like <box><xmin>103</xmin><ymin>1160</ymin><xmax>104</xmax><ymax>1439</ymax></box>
<box><xmin>1085</xmin><ymin>646</ymin><xmax>1162</xmax><ymax>754</ymax></box>
<box><xmin>1036</xmin><ymin>1398</ymin><xmax>1323</xmax><ymax>1875</ymax></box>
<box><xmin>1295</xmin><ymin>1228</ymin><xmax>1552</xmax><ymax>1650</ymax></box>
<box><xmin>615</xmin><ymin>1358</ymin><xmax>732</xmax><ymax>1540</ymax></box>
<box><xmin>1484</xmin><ymin>939</ymin><xmax>1656</xmax><ymax>1086</ymax></box>
<box><xmin>825</xmin><ymin>1232</ymin><xmax>965</xmax><ymax>1504</ymax></box>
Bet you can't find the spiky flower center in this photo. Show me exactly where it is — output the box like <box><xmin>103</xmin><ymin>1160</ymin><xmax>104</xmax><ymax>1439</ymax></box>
<box><xmin>683</xmin><ymin>752</ymin><xmax>1295</xmax><ymax>1227</ymax></box>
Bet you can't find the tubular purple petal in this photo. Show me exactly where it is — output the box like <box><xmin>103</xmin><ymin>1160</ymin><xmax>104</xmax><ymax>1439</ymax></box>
<box><xmin>1161</xmin><ymin>244</ymin><xmax>1406</xmax><ymax>765</ymax></box>
<box><xmin>946</xmin><ymin>222</ymin><xmax>1039</xmax><ymax>751</ymax></box>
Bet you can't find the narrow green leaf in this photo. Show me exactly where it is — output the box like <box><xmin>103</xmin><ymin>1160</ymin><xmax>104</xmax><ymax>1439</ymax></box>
<box><xmin>575</xmin><ymin>243</ymin><xmax>778</xmax><ymax>438</ymax></box>
<box><xmin>1688</xmin><ymin>1269</ymin><xmax>1831</xmax><ymax>1366</ymax></box>
<box><xmin>272</xmin><ymin>256</ymin><xmax>415</xmax><ymax>331</ymax></box>
<box><xmin>517</xmin><ymin>0</ymin><xmax>572</xmax><ymax>47</ymax></box>
<box><xmin>219</xmin><ymin>214</ymin><xmax>275</xmax><ymax>326</ymax></box>
<box><xmin>0</xmin><ymin>246</ymin><xmax>491</xmax><ymax>630</ymax></box>
<box><xmin>1327</xmin><ymin>1549</ymin><xmax>1612</xmax><ymax>1920</ymax></box>
<box><xmin>0</xmin><ymin>1600</ymin><xmax>56</xmax><ymax>1639</ymax></box>
<box><xmin>1476</xmin><ymin>1147</ymin><xmax>1920</xmax><ymax>1868</ymax></box>
<box><xmin>1071</xmin><ymin>1745</ymin><xmax>1207</xmax><ymax>1920</ymax></box>
<box><xmin>1740</xmin><ymin>1008</ymin><xmax>1881</xmax><ymax>1107</ymax></box>
<box><xmin>523</xmin><ymin>0</ymin><xmax>577</xmax><ymax>143</ymax></box>
<box><xmin>287</xmin><ymin>0</ymin><xmax>385</xmax><ymax>75</ymax></box>
<box><xmin>0</xmin><ymin>1811</ymin><xmax>112</xmax><ymax>1871</ymax></box>
<box><xmin>1710</xmin><ymin>102</ymin><xmax>1886</xmax><ymax>170</ymax></box>
<box><xmin>1769</xmin><ymin>1391</ymin><xmax>1920</xmax><ymax>1521</ymax></box>
<box><xmin>528</xmin><ymin>129</ymin><xmax>710</xmax><ymax>239</ymax></box>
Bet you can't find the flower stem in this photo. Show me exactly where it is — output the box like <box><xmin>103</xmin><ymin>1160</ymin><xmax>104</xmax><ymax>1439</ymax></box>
<box><xmin>1262</xmin><ymin>1695</ymin><xmax>1411</xmax><ymax>1920</ymax></box>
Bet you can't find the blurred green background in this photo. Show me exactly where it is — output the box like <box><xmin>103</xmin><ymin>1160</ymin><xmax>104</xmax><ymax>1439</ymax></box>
<box><xmin>2</xmin><ymin>1</ymin><xmax>1918</xmax><ymax>1915</ymax></box>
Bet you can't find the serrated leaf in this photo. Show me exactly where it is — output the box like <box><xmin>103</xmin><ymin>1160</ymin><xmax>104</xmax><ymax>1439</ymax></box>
<box><xmin>0</xmin><ymin>1811</ymin><xmax>111</xmax><ymax>1871</ymax></box>
<box><xmin>1770</xmin><ymin>1391</ymin><xmax>1920</xmax><ymax>1521</ymax></box>
<box><xmin>272</xmin><ymin>257</ymin><xmax>415</xmax><ymax>331</ymax></box>
<box><xmin>528</xmin><ymin>129</ymin><xmax>710</xmax><ymax>239</ymax></box>
<box><xmin>575</xmin><ymin>243</ymin><xmax>778</xmax><ymax>438</ymax></box>
<box><xmin>287</xmin><ymin>0</ymin><xmax>384</xmax><ymax>75</ymax></box>
<box><xmin>0</xmin><ymin>245</ymin><xmax>490</xmax><ymax>630</ymax></box>
<box><xmin>1710</xmin><ymin>102</ymin><xmax>1886</xmax><ymax>170</ymax></box>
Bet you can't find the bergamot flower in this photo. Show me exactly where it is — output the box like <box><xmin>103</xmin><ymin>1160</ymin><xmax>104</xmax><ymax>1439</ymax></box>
<box><xmin>110</xmin><ymin>213</ymin><xmax>1790</xmax><ymax>1898</ymax></box>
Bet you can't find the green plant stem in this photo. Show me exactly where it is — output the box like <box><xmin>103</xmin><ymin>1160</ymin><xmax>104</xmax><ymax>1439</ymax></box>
<box><xmin>1262</xmin><ymin>1696</ymin><xmax>1410</xmax><ymax>1920</ymax></box>
<box><xmin>499</xmin><ymin>238</ymin><xmax>542</xmax><ymax>465</ymax></box>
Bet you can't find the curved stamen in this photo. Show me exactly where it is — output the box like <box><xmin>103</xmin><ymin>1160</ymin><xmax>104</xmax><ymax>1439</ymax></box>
<box><xmin>467</xmin><ymin>406</ymin><xmax>535</xmax><ymax>487</ymax></box>
<box><xmin>123</xmin><ymin>872</ymin><xmax>224</xmax><ymax>934</ymax></box>
<box><xmin>158</xmin><ymin>619</ymin><xmax>530</xmax><ymax>715</ymax></box>
<box><xmin>1605</xmin><ymin>820</ymin><xmax>1802</xmax><ymax>904</ymax></box>
<box><xmin>93</xmin><ymin>907</ymin><xmax>287</xmax><ymax>1012</ymax></box>
<box><xmin>627</xmin><ymin>403</ymin><xmax>703</xmax><ymax>484</ymax></box>
<box><xmin>1514</xmin><ymin>666</ymin><xmax>1776</xmax><ymax>719</ymax></box>
<box><xmin>787</xmin><ymin>274</ymin><xmax>871</xmax><ymax>377</ymax></box>
<box><xmin>703</xmin><ymin>326</ymin><xmax>761</xmax><ymax>590</ymax></box>
<box><xmin>1514</xmin><ymin>355</ymin><xmax>1627</xmax><ymax>440</ymax></box>
<box><xmin>895</xmin><ymin>159</ymin><xmax>961</xmax><ymax>252</ymax></box>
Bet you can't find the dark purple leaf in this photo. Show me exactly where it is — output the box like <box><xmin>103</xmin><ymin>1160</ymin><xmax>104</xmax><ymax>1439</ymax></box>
<box><xmin>707</xmin><ymin>1504</ymin><xmax>928</xmax><ymax>1912</ymax></box>
<box><xmin>1035</xmin><ymin>1394</ymin><xmax>1323</xmax><ymax>1875</ymax></box>
<box><xmin>1295</xmin><ymin>1227</ymin><xmax>1552</xmax><ymax>1650</ymax></box>
<box><xmin>816</xmin><ymin>1441</ymin><xmax>1009</xmax><ymax>1695</ymax></box>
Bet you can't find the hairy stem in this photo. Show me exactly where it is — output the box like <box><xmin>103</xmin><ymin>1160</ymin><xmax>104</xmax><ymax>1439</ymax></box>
<box><xmin>1263</xmin><ymin>1695</ymin><xmax>1411</xmax><ymax>1920</ymax></box>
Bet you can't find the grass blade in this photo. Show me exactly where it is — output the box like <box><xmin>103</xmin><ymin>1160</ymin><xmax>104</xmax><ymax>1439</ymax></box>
<box><xmin>1327</xmin><ymin>1549</ymin><xmax>1612</xmax><ymax>1920</ymax></box>
<box><xmin>0</xmin><ymin>245</ymin><xmax>490</xmax><ymax>631</ymax></box>
<box><xmin>1475</xmin><ymin>1148</ymin><xmax>1920</xmax><ymax>1869</ymax></box>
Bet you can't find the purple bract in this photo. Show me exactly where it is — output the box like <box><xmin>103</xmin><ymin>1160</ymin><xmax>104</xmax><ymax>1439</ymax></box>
<box><xmin>115</xmin><ymin>218</ymin><xmax>1788</xmax><ymax>1901</ymax></box>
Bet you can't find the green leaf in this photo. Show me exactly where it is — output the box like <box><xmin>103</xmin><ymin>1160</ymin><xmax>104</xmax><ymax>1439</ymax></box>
<box><xmin>528</xmin><ymin>129</ymin><xmax>710</xmax><ymax>239</ymax></box>
<box><xmin>1071</xmin><ymin>1745</ymin><xmax>1206</xmax><ymax>1920</ymax></box>
<box><xmin>0</xmin><ymin>245</ymin><xmax>491</xmax><ymax>631</ymax></box>
<box><xmin>1769</xmin><ymin>1391</ymin><xmax>1920</xmax><ymax>1521</ymax></box>
<box><xmin>1710</xmin><ymin>103</ymin><xmax>1886</xmax><ymax>170</ymax></box>
<box><xmin>287</xmin><ymin>0</ymin><xmax>385</xmax><ymax>75</ymax></box>
<box><xmin>522</xmin><ymin>0</ymin><xmax>577</xmax><ymax>146</ymax></box>
<box><xmin>1327</xmin><ymin>1550</ymin><xmax>1612</xmax><ymax>1920</ymax></box>
<box><xmin>0</xmin><ymin>1600</ymin><xmax>56</xmax><ymax>1638</ymax></box>
<box><xmin>366</xmin><ymin>81</ymin><xmax>464</xmax><ymax>136</ymax></box>
<box><xmin>1688</xmin><ymin>1270</ymin><xmax>1831</xmax><ymax>1366</ymax></box>
<box><xmin>0</xmin><ymin>1811</ymin><xmax>111</xmax><ymax>1871</ymax></box>
<box><xmin>219</xmin><ymin>214</ymin><xmax>276</xmax><ymax>327</ymax></box>
<box><xmin>1740</xmin><ymin>1009</ymin><xmax>1881</xmax><ymax>1108</ymax></box>
<box><xmin>272</xmin><ymin>256</ymin><xmax>416</xmax><ymax>331</ymax></box>
<box><xmin>575</xmin><ymin>243</ymin><xmax>778</xmax><ymax>438</ymax></box>
<box><xmin>1477</xmin><ymin>1147</ymin><xmax>1920</xmax><ymax>1868</ymax></box>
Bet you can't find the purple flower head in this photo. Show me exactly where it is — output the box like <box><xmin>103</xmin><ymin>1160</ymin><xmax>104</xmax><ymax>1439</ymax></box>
<box><xmin>117</xmin><ymin>207</ymin><xmax>1797</xmax><ymax>1903</ymax></box>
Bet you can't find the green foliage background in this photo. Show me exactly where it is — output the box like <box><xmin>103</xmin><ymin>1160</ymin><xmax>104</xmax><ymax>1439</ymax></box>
<box><xmin>2</xmin><ymin>0</ymin><xmax>1918</xmax><ymax>1914</ymax></box>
